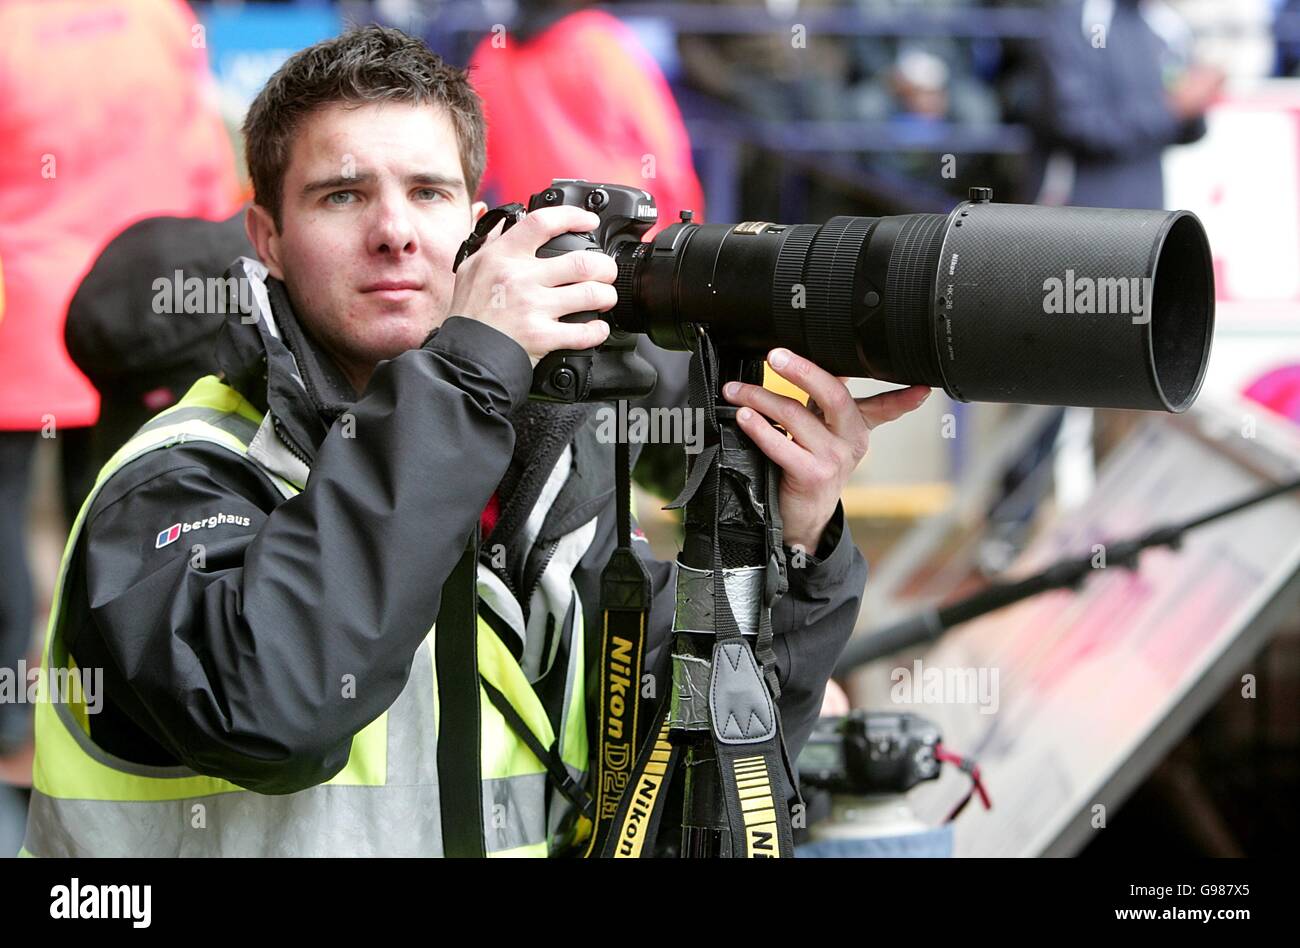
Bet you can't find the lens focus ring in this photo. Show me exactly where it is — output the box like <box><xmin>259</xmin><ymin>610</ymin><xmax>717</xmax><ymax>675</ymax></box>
<box><xmin>885</xmin><ymin>214</ymin><xmax>947</xmax><ymax>388</ymax></box>
<box><xmin>805</xmin><ymin>217</ymin><xmax>874</xmax><ymax>374</ymax></box>
<box><xmin>771</xmin><ymin>224</ymin><xmax>819</xmax><ymax>357</ymax></box>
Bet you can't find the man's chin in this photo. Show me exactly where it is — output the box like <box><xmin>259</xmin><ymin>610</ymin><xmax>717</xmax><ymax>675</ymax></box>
<box><xmin>344</xmin><ymin>327</ymin><xmax>434</xmax><ymax>370</ymax></box>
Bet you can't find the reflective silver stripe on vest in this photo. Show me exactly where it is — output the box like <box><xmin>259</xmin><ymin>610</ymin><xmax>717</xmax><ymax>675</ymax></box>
<box><xmin>25</xmin><ymin>781</ymin><xmax>546</xmax><ymax>856</ymax></box>
<box><xmin>482</xmin><ymin>772</ymin><xmax>547</xmax><ymax>854</ymax></box>
<box><xmin>134</xmin><ymin>405</ymin><xmax>301</xmax><ymax>498</ymax></box>
<box><xmin>25</xmin><ymin>783</ymin><xmax>448</xmax><ymax>857</ymax></box>
<box><xmin>26</xmin><ymin>640</ymin><xmax>433</xmax><ymax>856</ymax></box>
<box><xmin>24</xmin><ymin>637</ymin><xmax>550</xmax><ymax>856</ymax></box>
<box><xmin>135</xmin><ymin>406</ymin><xmax>261</xmax><ymax>445</ymax></box>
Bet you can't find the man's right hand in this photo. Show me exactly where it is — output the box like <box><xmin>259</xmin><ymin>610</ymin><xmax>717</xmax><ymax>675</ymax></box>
<box><xmin>448</xmin><ymin>205</ymin><xmax>617</xmax><ymax>367</ymax></box>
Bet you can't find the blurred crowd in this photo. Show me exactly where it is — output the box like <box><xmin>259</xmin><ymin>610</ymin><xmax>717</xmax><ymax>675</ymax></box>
<box><xmin>660</xmin><ymin>0</ymin><xmax>1290</xmax><ymax>212</ymax></box>
<box><xmin>673</xmin><ymin>0</ymin><xmax>1288</xmax><ymax>124</ymax></box>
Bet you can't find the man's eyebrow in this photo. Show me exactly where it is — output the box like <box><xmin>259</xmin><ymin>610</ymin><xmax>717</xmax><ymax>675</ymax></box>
<box><xmin>300</xmin><ymin>171</ymin><xmax>464</xmax><ymax>196</ymax></box>
<box><xmin>407</xmin><ymin>172</ymin><xmax>465</xmax><ymax>192</ymax></box>
<box><xmin>301</xmin><ymin>171</ymin><xmax>377</xmax><ymax>195</ymax></box>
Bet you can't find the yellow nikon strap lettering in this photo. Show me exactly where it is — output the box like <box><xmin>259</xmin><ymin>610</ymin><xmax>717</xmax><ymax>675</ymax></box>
<box><xmin>714</xmin><ymin>739</ymin><xmax>792</xmax><ymax>858</ymax></box>
<box><xmin>605</xmin><ymin>697</ymin><xmax>679</xmax><ymax>857</ymax></box>
<box><xmin>584</xmin><ymin>429</ymin><xmax>652</xmax><ymax>857</ymax></box>
<box><xmin>733</xmin><ymin>755</ymin><xmax>781</xmax><ymax>857</ymax></box>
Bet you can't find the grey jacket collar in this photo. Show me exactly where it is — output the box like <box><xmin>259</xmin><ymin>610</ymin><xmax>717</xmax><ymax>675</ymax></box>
<box><xmin>214</xmin><ymin>257</ymin><xmax>349</xmax><ymax>469</ymax></box>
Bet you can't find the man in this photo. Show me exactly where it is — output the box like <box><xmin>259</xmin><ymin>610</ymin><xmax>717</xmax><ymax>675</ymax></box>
<box><xmin>22</xmin><ymin>26</ymin><xmax>928</xmax><ymax>857</ymax></box>
<box><xmin>1026</xmin><ymin>0</ymin><xmax>1221</xmax><ymax>210</ymax></box>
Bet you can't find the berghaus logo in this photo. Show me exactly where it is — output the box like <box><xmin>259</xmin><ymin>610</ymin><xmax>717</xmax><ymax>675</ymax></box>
<box><xmin>155</xmin><ymin>512</ymin><xmax>252</xmax><ymax>548</ymax></box>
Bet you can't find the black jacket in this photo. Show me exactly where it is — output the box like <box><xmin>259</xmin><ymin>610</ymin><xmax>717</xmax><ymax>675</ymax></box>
<box><xmin>65</xmin><ymin>257</ymin><xmax>868</xmax><ymax>801</ymax></box>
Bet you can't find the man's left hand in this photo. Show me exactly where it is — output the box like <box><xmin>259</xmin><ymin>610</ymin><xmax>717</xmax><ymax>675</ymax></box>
<box><xmin>722</xmin><ymin>348</ymin><xmax>931</xmax><ymax>555</ymax></box>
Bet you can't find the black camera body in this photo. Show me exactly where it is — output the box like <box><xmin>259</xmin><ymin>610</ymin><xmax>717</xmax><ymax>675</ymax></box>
<box><xmin>798</xmin><ymin>710</ymin><xmax>942</xmax><ymax>796</ymax></box>
<box><xmin>527</xmin><ymin>180</ymin><xmax>663</xmax><ymax>402</ymax></box>
<box><xmin>453</xmin><ymin>179</ymin><xmax>662</xmax><ymax>403</ymax></box>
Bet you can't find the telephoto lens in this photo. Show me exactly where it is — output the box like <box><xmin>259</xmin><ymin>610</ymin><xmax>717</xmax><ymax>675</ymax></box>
<box><xmin>609</xmin><ymin>187</ymin><xmax>1214</xmax><ymax>412</ymax></box>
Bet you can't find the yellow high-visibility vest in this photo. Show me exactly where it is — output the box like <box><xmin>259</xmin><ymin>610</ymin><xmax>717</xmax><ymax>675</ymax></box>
<box><xmin>22</xmin><ymin>376</ymin><xmax>589</xmax><ymax>857</ymax></box>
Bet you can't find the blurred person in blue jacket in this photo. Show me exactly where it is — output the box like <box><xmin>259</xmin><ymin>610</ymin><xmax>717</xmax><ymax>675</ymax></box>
<box><xmin>1027</xmin><ymin>0</ymin><xmax>1222</xmax><ymax>209</ymax></box>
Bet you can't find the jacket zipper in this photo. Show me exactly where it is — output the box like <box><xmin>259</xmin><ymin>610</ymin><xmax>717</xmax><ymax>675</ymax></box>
<box><xmin>270</xmin><ymin>414</ymin><xmax>313</xmax><ymax>467</ymax></box>
<box><xmin>522</xmin><ymin>538</ymin><xmax>561</xmax><ymax>618</ymax></box>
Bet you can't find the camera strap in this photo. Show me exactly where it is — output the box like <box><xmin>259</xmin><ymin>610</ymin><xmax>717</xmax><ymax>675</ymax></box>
<box><xmin>599</xmin><ymin>331</ymin><xmax>800</xmax><ymax>857</ymax></box>
<box><xmin>600</xmin><ymin>686</ymin><xmax>682</xmax><ymax>857</ymax></box>
<box><xmin>452</xmin><ymin>203</ymin><xmax>525</xmax><ymax>274</ymax></box>
<box><xmin>691</xmin><ymin>333</ymin><xmax>798</xmax><ymax>858</ymax></box>
<box><xmin>435</xmin><ymin>526</ymin><xmax>487</xmax><ymax>858</ymax></box>
<box><xmin>584</xmin><ymin>420</ymin><xmax>654</xmax><ymax>856</ymax></box>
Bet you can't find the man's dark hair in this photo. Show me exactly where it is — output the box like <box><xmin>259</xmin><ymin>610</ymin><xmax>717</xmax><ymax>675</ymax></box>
<box><xmin>242</xmin><ymin>25</ymin><xmax>487</xmax><ymax>228</ymax></box>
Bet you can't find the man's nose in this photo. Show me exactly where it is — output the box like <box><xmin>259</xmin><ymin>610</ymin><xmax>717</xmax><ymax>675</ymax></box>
<box><xmin>368</xmin><ymin>199</ymin><xmax>418</xmax><ymax>256</ymax></box>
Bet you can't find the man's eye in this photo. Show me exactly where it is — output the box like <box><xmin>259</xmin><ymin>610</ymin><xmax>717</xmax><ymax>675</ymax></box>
<box><xmin>414</xmin><ymin>188</ymin><xmax>445</xmax><ymax>201</ymax></box>
<box><xmin>326</xmin><ymin>191</ymin><xmax>357</xmax><ymax>205</ymax></box>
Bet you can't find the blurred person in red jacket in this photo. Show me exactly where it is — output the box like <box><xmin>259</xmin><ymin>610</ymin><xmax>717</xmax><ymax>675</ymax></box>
<box><xmin>0</xmin><ymin>0</ymin><xmax>241</xmax><ymax>759</ymax></box>
<box><xmin>468</xmin><ymin>3</ymin><xmax>705</xmax><ymax>499</ymax></box>
<box><xmin>468</xmin><ymin>2</ymin><xmax>705</xmax><ymax>236</ymax></box>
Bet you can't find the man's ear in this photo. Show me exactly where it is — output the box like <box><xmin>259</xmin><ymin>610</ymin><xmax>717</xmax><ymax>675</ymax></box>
<box><xmin>244</xmin><ymin>204</ymin><xmax>286</xmax><ymax>281</ymax></box>
<box><xmin>471</xmin><ymin>200</ymin><xmax>488</xmax><ymax>225</ymax></box>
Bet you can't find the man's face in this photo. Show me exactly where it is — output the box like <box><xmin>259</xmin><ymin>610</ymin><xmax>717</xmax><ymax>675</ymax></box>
<box><xmin>246</xmin><ymin>101</ymin><xmax>486</xmax><ymax>391</ymax></box>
